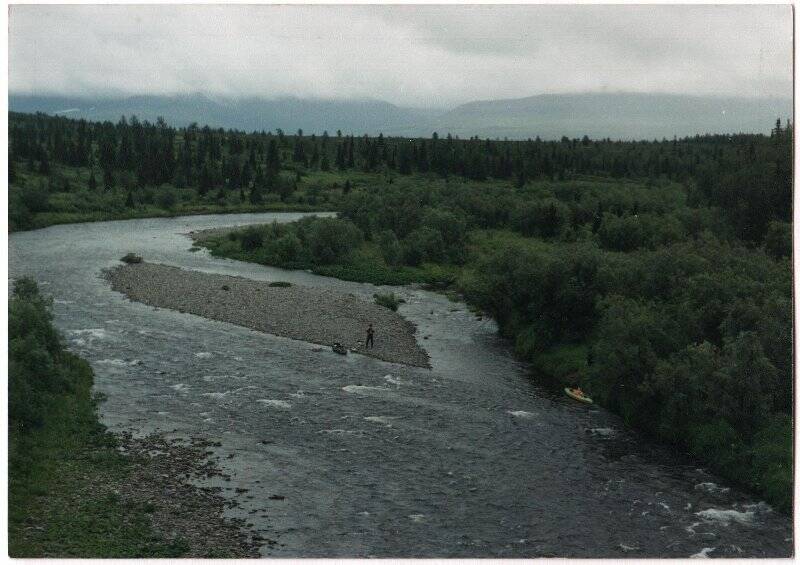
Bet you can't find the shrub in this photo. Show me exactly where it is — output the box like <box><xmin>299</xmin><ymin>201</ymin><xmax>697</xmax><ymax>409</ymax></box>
<box><xmin>402</xmin><ymin>227</ymin><xmax>445</xmax><ymax>266</ymax></box>
<box><xmin>8</xmin><ymin>278</ymin><xmax>71</xmax><ymax>430</ymax></box>
<box><xmin>373</xmin><ymin>292</ymin><xmax>404</xmax><ymax>311</ymax></box>
<box><xmin>120</xmin><ymin>253</ymin><xmax>143</xmax><ymax>264</ymax></box>
<box><xmin>305</xmin><ymin>218</ymin><xmax>363</xmax><ymax>264</ymax></box>
<box><xmin>8</xmin><ymin>193</ymin><xmax>33</xmax><ymax>232</ymax></box>
<box><xmin>274</xmin><ymin>233</ymin><xmax>302</xmax><ymax>263</ymax></box>
<box><xmin>598</xmin><ymin>213</ymin><xmax>646</xmax><ymax>251</ymax></box>
<box><xmin>764</xmin><ymin>221</ymin><xmax>792</xmax><ymax>259</ymax></box>
<box><xmin>376</xmin><ymin>230</ymin><xmax>402</xmax><ymax>266</ymax></box>
<box><xmin>155</xmin><ymin>186</ymin><xmax>178</xmax><ymax>211</ymax></box>
<box><xmin>268</xmin><ymin>281</ymin><xmax>292</xmax><ymax>287</ymax></box>
<box><xmin>239</xmin><ymin>227</ymin><xmax>264</xmax><ymax>251</ymax></box>
<box><xmin>19</xmin><ymin>181</ymin><xmax>50</xmax><ymax>214</ymax></box>
<box><xmin>510</xmin><ymin>198</ymin><xmax>568</xmax><ymax>239</ymax></box>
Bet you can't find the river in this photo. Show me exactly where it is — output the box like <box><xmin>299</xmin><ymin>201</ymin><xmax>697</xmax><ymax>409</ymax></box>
<box><xmin>8</xmin><ymin>213</ymin><xmax>793</xmax><ymax>558</ymax></box>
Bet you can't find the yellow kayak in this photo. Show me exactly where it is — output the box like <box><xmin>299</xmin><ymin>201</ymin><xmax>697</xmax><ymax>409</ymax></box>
<box><xmin>565</xmin><ymin>387</ymin><xmax>593</xmax><ymax>404</ymax></box>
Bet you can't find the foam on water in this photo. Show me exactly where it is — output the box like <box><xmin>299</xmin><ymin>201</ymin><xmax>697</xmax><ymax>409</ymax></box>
<box><xmin>257</xmin><ymin>399</ymin><xmax>292</xmax><ymax>409</ymax></box>
<box><xmin>742</xmin><ymin>502</ymin><xmax>772</xmax><ymax>513</ymax></box>
<box><xmin>507</xmin><ymin>410</ymin><xmax>536</xmax><ymax>419</ymax></box>
<box><xmin>96</xmin><ymin>358</ymin><xmax>128</xmax><ymax>366</ymax></box>
<box><xmin>342</xmin><ymin>385</ymin><xmax>389</xmax><ymax>394</ymax></box>
<box><xmin>194</xmin><ymin>352</ymin><xmax>212</xmax><ymax>358</ymax></box>
<box><xmin>69</xmin><ymin>328</ymin><xmax>107</xmax><ymax>339</ymax></box>
<box><xmin>203</xmin><ymin>374</ymin><xmax>234</xmax><ymax>382</ymax></box>
<box><xmin>202</xmin><ymin>391</ymin><xmax>230</xmax><ymax>400</ymax></box>
<box><xmin>695</xmin><ymin>482</ymin><xmax>730</xmax><ymax>495</ymax></box>
<box><xmin>408</xmin><ymin>514</ymin><xmax>426</xmax><ymax>523</ymax></box>
<box><xmin>170</xmin><ymin>383</ymin><xmax>189</xmax><ymax>392</ymax></box>
<box><xmin>588</xmin><ymin>427</ymin><xmax>617</xmax><ymax>437</ymax></box>
<box><xmin>690</xmin><ymin>547</ymin><xmax>716</xmax><ymax>558</ymax></box>
<box><xmin>364</xmin><ymin>416</ymin><xmax>399</xmax><ymax>426</ymax></box>
<box><xmin>318</xmin><ymin>429</ymin><xmax>361</xmax><ymax>436</ymax></box>
<box><xmin>384</xmin><ymin>375</ymin><xmax>404</xmax><ymax>386</ymax></box>
<box><xmin>696</xmin><ymin>508</ymin><xmax>755</xmax><ymax>525</ymax></box>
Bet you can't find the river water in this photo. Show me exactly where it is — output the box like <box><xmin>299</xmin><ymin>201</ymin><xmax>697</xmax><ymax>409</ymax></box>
<box><xmin>8</xmin><ymin>213</ymin><xmax>793</xmax><ymax>558</ymax></box>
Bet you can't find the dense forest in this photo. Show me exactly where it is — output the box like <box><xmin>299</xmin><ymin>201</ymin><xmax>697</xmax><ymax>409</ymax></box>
<box><xmin>8</xmin><ymin>111</ymin><xmax>793</xmax><ymax>512</ymax></box>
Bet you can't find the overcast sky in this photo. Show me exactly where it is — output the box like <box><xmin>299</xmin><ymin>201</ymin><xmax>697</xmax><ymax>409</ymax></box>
<box><xmin>8</xmin><ymin>4</ymin><xmax>793</xmax><ymax>108</ymax></box>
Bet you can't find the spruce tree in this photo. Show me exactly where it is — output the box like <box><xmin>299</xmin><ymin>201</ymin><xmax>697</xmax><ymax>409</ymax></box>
<box><xmin>103</xmin><ymin>167</ymin><xmax>115</xmax><ymax>191</ymax></box>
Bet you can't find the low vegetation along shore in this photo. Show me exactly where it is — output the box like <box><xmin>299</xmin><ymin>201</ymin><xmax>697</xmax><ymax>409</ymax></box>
<box><xmin>8</xmin><ymin>279</ymin><xmax>266</xmax><ymax>557</ymax></box>
<box><xmin>107</xmin><ymin>261</ymin><xmax>430</xmax><ymax>368</ymax></box>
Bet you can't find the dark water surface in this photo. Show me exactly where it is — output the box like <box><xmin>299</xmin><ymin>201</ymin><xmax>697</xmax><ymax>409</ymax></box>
<box><xmin>9</xmin><ymin>214</ymin><xmax>793</xmax><ymax>558</ymax></box>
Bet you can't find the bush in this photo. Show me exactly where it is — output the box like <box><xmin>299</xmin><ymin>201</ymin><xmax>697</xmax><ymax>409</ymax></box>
<box><xmin>598</xmin><ymin>213</ymin><xmax>646</xmax><ymax>251</ymax></box>
<box><xmin>20</xmin><ymin>181</ymin><xmax>51</xmax><ymax>214</ymax></box>
<box><xmin>8</xmin><ymin>278</ymin><xmax>70</xmax><ymax>430</ymax></box>
<box><xmin>764</xmin><ymin>221</ymin><xmax>792</xmax><ymax>259</ymax></box>
<box><xmin>373</xmin><ymin>292</ymin><xmax>405</xmax><ymax>311</ymax></box>
<box><xmin>274</xmin><ymin>233</ymin><xmax>302</xmax><ymax>263</ymax></box>
<box><xmin>240</xmin><ymin>227</ymin><xmax>264</xmax><ymax>251</ymax></box>
<box><xmin>268</xmin><ymin>281</ymin><xmax>292</xmax><ymax>287</ymax></box>
<box><xmin>376</xmin><ymin>230</ymin><xmax>402</xmax><ymax>266</ymax></box>
<box><xmin>120</xmin><ymin>253</ymin><xmax>143</xmax><ymax>264</ymax></box>
<box><xmin>510</xmin><ymin>198</ymin><xmax>568</xmax><ymax>239</ymax></box>
<box><xmin>8</xmin><ymin>193</ymin><xmax>33</xmax><ymax>231</ymax></box>
<box><xmin>402</xmin><ymin>227</ymin><xmax>445</xmax><ymax>266</ymax></box>
<box><xmin>155</xmin><ymin>186</ymin><xmax>178</xmax><ymax>211</ymax></box>
<box><xmin>304</xmin><ymin>217</ymin><xmax>363</xmax><ymax>264</ymax></box>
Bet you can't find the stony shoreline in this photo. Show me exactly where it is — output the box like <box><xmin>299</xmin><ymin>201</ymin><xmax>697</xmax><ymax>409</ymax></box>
<box><xmin>116</xmin><ymin>433</ymin><xmax>267</xmax><ymax>557</ymax></box>
<box><xmin>106</xmin><ymin>261</ymin><xmax>431</xmax><ymax>368</ymax></box>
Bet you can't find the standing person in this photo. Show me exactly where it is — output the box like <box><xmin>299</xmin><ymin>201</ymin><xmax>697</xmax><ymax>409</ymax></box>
<box><xmin>366</xmin><ymin>323</ymin><xmax>374</xmax><ymax>348</ymax></box>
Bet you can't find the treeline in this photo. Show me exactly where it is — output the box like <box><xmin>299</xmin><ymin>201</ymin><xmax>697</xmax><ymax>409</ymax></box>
<box><xmin>9</xmin><ymin>111</ymin><xmax>792</xmax><ymax>240</ymax></box>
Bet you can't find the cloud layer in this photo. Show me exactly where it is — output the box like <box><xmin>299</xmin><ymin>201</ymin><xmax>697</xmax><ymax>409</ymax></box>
<box><xmin>9</xmin><ymin>4</ymin><xmax>793</xmax><ymax>106</ymax></box>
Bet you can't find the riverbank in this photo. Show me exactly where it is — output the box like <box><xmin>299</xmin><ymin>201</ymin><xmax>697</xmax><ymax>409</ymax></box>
<box><xmin>11</xmin><ymin>201</ymin><xmax>329</xmax><ymax>234</ymax></box>
<box><xmin>9</xmin><ymin>278</ymin><xmax>265</xmax><ymax>557</ymax></box>
<box><xmin>106</xmin><ymin>261</ymin><xmax>431</xmax><ymax>368</ymax></box>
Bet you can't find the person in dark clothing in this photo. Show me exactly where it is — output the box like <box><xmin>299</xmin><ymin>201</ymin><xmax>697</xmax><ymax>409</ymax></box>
<box><xmin>366</xmin><ymin>324</ymin><xmax>374</xmax><ymax>348</ymax></box>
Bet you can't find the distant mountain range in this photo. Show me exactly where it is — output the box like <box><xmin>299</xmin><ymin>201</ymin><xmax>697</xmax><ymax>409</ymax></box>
<box><xmin>9</xmin><ymin>92</ymin><xmax>791</xmax><ymax>140</ymax></box>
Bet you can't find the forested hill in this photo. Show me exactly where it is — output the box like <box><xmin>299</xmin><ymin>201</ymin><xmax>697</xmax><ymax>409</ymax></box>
<box><xmin>9</xmin><ymin>92</ymin><xmax>791</xmax><ymax>140</ymax></box>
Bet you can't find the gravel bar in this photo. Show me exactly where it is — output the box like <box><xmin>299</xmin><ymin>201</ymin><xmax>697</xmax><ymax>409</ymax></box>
<box><xmin>107</xmin><ymin>262</ymin><xmax>431</xmax><ymax>368</ymax></box>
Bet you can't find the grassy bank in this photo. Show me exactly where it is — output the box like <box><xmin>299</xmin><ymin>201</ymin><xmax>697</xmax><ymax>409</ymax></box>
<box><xmin>201</xmin><ymin>221</ymin><xmax>459</xmax><ymax>287</ymax></box>
<box><xmin>9</xmin><ymin>161</ymin><xmax>335</xmax><ymax>233</ymax></box>
<box><xmin>8</xmin><ymin>278</ymin><xmax>259</xmax><ymax>557</ymax></box>
<box><xmin>8</xmin><ymin>278</ymin><xmax>184</xmax><ymax>556</ymax></box>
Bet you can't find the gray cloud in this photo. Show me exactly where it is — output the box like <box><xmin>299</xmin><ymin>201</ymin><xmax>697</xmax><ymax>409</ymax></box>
<box><xmin>8</xmin><ymin>4</ymin><xmax>792</xmax><ymax>107</ymax></box>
